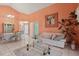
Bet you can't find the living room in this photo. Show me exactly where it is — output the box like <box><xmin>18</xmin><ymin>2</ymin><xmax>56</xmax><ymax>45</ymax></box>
<box><xmin>0</xmin><ymin>3</ymin><xmax>79</xmax><ymax>56</ymax></box>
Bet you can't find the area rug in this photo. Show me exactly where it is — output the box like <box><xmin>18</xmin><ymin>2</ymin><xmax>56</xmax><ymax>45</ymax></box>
<box><xmin>14</xmin><ymin>46</ymin><xmax>42</xmax><ymax>56</ymax></box>
<box><xmin>14</xmin><ymin>46</ymin><xmax>63</xmax><ymax>56</ymax></box>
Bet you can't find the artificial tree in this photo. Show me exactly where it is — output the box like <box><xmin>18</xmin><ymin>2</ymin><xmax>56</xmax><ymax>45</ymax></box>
<box><xmin>58</xmin><ymin>11</ymin><xmax>79</xmax><ymax>49</ymax></box>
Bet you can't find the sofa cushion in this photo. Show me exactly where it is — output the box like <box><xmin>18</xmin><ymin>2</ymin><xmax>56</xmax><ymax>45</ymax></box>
<box><xmin>39</xmin><ymin>32</ymin><xmax>65</xmax><ymax>41</ymax></box>
<box><xmin>53</xmin><ymin>34</ymin><xmax>64</xmax><ymax>41</ymax></box>
<box><xmin>50</xmin><ymin>33</ymin><xmax>56</xmax><ymax>40</ymax></box>
<box><xmin>40</xmin><ymin>32</ymin><xmax>51</xmax><ymax>39</ymax></box>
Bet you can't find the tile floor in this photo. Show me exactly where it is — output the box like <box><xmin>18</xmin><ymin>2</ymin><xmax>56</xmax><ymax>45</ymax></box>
<box><xmin>0</xmin><ymin>38</ymin><xmax>79</xmax><ymax>56</ymax></box>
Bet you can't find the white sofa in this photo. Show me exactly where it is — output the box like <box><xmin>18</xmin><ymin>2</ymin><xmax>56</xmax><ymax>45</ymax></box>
<box><xmin>39</xmin><ymin>32</ymin><xmax>66</xmax><ymax>48</ymax></box>
<box><xmin>2</xmin><ymin>33</ymin><xmax>16</xmax><ymax>41</ymax></box>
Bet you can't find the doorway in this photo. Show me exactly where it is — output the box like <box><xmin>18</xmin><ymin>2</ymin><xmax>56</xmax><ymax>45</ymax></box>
<box><xmin>20</xmin><ymin>21</ymin><xmax>29</xmax><ymax>40</ymax></box>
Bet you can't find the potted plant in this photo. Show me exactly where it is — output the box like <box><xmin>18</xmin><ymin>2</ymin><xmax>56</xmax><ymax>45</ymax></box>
<box><xmin>58</xmin><ymin>11</ymin><xmax>79</xmax><ymax>49</ymax></box>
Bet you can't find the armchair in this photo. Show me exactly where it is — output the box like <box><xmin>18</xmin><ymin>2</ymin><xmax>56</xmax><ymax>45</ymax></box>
<box><xmin>15</xmin><ymin>31</ymin><xmax>21</xmax><ymax>40</ymax></box>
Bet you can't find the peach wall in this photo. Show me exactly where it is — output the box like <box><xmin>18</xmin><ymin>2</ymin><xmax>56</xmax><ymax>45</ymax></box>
<box><xmin>29</xmin><ymin>3</ymin><xmax>78</xmax><ymax>33</ymax></box>
<box><xmin>0</xmin><ymin>3</ymin><xmax>78</xmax><ymax>33</ymax></box>
<box><xmin>0</xmin><ymin>6</ymin><xmax>30</xmax><ymax>33</ymax></box>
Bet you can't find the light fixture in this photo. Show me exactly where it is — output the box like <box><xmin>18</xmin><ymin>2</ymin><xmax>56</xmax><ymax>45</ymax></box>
<box><xmin>5</xmin><ymin>14</ymin><xmax>15</xmax><ymax>19</ymax></box>
<box><xmin>3</xmin><ymin>14</ymin><xmax>15</xmax><ymax>20</ymax></box>
<box><xmin>7</xmin><ymin>14</ymin><xmax>14</xmax><ymax>18</ymax></box>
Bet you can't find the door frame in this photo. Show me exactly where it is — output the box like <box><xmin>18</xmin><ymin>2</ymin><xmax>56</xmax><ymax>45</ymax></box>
<box><xmin>19</xmin><ymin>21</ymin><xmax>30</xmax><ymax>35</ymax></box>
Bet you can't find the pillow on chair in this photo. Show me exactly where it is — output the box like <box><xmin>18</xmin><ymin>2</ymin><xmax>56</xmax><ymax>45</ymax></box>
<box><xmin>53</xmin><ymin>34</ymin><xmax>64</xmax><ymax>41</ymax></box>
<box><xmin>50</xmin><ymin>33</ymin><xmax>56</xmax><ymax>40</ymax></box>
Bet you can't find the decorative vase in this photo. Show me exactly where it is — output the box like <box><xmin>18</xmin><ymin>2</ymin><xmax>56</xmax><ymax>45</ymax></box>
<box><xmin>71</xmin><ymin>41</ymin><xmax>75</xmax><ymax>50</ymax></box>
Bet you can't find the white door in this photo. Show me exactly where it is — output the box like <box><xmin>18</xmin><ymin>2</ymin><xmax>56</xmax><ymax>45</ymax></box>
<box><xmin>20</xmin><ymin>21</ymin><xmax>29</xmax><ymax>40</ymax></box>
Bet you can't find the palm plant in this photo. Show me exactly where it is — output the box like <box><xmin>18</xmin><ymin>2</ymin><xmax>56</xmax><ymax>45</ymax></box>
<box><xmin>58</xmin><ymin>11</ymin><xmax>79</xmax><ymax>48</ymax></box>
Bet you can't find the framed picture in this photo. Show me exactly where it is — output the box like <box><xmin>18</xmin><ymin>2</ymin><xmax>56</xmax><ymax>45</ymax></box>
<box><xmin>45</xmin><ymin>13</ymin><xmax>58</xmax><ymax>27</ymax></box>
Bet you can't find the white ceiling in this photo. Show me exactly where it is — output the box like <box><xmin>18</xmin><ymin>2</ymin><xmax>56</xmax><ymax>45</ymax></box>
<box><xmin>0</xmin><ymin>3</ymin><xmax>52</xmax><ymax>14</ymax></box>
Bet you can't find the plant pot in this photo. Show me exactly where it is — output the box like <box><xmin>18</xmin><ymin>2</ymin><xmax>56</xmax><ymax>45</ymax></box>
<box><xmin>71</xmin><ymin>43</ymin><xmax>75</xmax><ymax>50</ymax></box>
